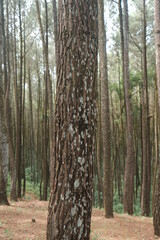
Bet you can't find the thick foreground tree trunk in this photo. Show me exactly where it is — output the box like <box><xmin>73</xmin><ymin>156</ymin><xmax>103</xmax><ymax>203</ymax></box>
<box><xmin>47</xmin><ymin>0</ymin><xmax>98</xmax><ymax>239</ymax></box>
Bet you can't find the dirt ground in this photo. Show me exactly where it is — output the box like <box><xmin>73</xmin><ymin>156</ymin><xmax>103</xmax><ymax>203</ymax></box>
<box><xmin>0</xmin><ymin>193</ymin><xmax>159</xmax><ymax>240</ymax></box>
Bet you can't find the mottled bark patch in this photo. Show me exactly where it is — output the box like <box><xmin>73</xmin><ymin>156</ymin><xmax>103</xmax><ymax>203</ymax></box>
<box><xmin>47</xmin><ymin>0</ymin><xmax>98</xmax><ymax>239</ymax></box>
<box><xmin>0</xmin><ymin>115</ymin><xmax>9</xmax><ymax>205</ymax></box>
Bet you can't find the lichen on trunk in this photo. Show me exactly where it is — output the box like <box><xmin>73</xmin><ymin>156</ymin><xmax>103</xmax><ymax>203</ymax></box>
<box><xmin>47</xmin><ymin>0</ymin><xmax>98</xmax><ymax>239</ymax></box>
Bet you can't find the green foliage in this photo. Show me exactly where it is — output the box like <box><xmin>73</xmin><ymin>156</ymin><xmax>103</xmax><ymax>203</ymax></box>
<box><xmin>7</xmin><ymin>168</ymin><xmax>51</xmax><ymax>201</ymax></box>
<box><xmin>25</xmin><ymin>168</ymin><xmax>40</xmax><ymax>198</ymax></box>
<box><xmin>4</xmin><ymin>228</ymin><xmax>12</xmax><ymax>238</ymax></box>
<box><xmin>110</xmin><ymin>80</ymin><xmax>124</xmax><ymax>99</ymax></box>
<box><xmin>94</xmin><ymin>188</ymin><xmax>145</xmax><ymax>216</ymax></box>
<box><xmin>23</xmin><ymin>195</ymin><xmax>31</xmax><ymax>200</ymax></box>
<box><xmin>133</xmin><ymin>202</ymin><xmax>141</xmax><ymax>216</ymax></box>
<box><xmin>94</xmin><ymin>191</ymin><xmax>103</xmax><ymax>208</ymax></box>
<box><xmin>92</xmin><ymin>233</ymin><xmax>99</xmax><ymax>240</ymax></box>
<box><xmin>130</xmin><ymin>71</ymin><xmax>142</xmax><ymax>90</ymax></box>
<box><xmin>7</xmin><ymin>173</ymin><xmax>11</xmax><ymax>196</ymax></box>
<box><xmin>114</xmin><ymin>202</ymin><xmax>123</xmax><ymax>214</ymax></box>
<box><xmin>113</xmin><ymin>192</ymin><xmax>123</xmax><ymax>214</ymax></box>
<box><xmin>25</xmin><ymin>167</ymin><xmax>50</xmax><ymax>200</ymax></box>
<box><xmin>148</xmin><ymin>66</ymin><xmax>156</xmax><ymax>88</ymax></box>
<box><xmin>26</xmin><ymin>181</ymin><xmax>40</xmax><ymax>198</ymax></box>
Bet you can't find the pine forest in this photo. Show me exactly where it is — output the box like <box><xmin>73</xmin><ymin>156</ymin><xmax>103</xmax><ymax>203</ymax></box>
<box><xmin>0</xmin><ymin>0</ymin><xmax>160</xmax><ymax>239</ymax></box>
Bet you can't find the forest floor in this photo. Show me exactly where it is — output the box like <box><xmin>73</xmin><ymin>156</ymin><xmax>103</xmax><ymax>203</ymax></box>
<box><xmin>0</xmin><ymin>193</ymin><xmax>159</xmax><ymax>240</ymax></box>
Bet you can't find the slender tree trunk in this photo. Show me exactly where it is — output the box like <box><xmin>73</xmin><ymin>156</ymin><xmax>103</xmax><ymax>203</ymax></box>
<box><xmin>45</xmin><ymin>0</ymin><xmax>53</xmax><ymax>175</ymax></box>
<box><xmin>122</xmin><ymin>0</ymin><xmax>135</xmax><ymax>215</ymax></box>
<box><xmin>152</xmin><ymin>84</ymin><xmax>158</xmax><ymax>213</ymax></box>
<box><xmin>13</xmin><ymin>0</ymin><xmax>20</xmax><ymax>199</ymax></box>
<box><xmin>16</xmin><ymin>0</ymin><xmax>23</xmax><ymax>198</ymax></box>
<box><xmin>52</xmin><ymin>0</ymin><xmax>58</xmax><ymax>69</ymax></box>
<box><xmin>153</xmin><ymin>0</ymin><xmax>160</xmax><ymax>235</ymax></box>
<box><xmin>22</xmin><ymin>15</ymin><xmax>26</xmax><ymax>196</ymax></box>
<box><xmin>118</xmin><ymin>0</ymin><xmax>126</xmax><ymax>176</ymax></box>
<box><xmin>36</xmin><ymin>0</ymin><xmax>51</xmax><ymax>199</ymax></box>
<box><xmin>141</xmin><ymin>0</ymin><xmax>151</xmax><ymax>216</ymax></box>
<box><xmin>96</xmin><ymin>70</ymin><xmax>103</xmax><ymax>208</ymax></box>
<box><xmin>36</xmin><ymin>59</ymin><xmax>41</xmax><ymax>184</ymax></box>
<box><xmin>28</xmin><ymin>68</ymin><xmax>36</xmax><ymax>182</ymax></box>
<box><xmin>118</xmin><ymin>56</ymin><xmax>124</xmax><ymax>201</ymax></box>
<box><xmin>42</xmin><ymin>70</ymin><xmax>49</xmax><ymax>200</ymax></box>
<box><xmin>98</xmin><ymin>0</ymin><xmax>113</xmax><ymax>218</ymax></box>
<box><xmin>47</xmin><ymin>0</ymin><xmax>98</xmax><ymax>238</ymax></box>
<box><xmin>119</xmin><ymin>0</ymin><xmax>125</xmax><ymax>86</ymax></box>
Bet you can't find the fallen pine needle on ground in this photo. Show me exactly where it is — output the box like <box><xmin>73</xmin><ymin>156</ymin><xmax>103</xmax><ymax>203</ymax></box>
<box><xmin>0</xmin><ymin>193</ymin><xmax>158</xmax><ymax>240</ymax></box>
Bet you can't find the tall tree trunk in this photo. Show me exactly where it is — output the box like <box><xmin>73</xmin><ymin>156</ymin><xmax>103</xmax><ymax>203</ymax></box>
<box><xmin>36</xmin><ymin>57</ymin><xmax>41</xmax><ymax>184</ymax></box>
<box><xmin>36</xmin><ymin>0</ymin><xmax>51</xmax><ymax>199</ymax></box>
<box><xmin>96</xmin><ymin>69</ymin><xmax>103</xmax><ymax>208</ymax></box>
<box><xmin>141</xmin><ymin>0</ymin><xmax>151</xmax><ymax>217</ymax></box>
<box><xmin>0</xmin><ymin>0</ymin><xmax>9</xmax><ymax>206</ymax></box>
<box><xmin>17</xmin><ymin>0</ymin><xmax>23</xmax><ymax>198</ymax></box>
<box><xmin>5</xmin><ymin>0</ymin><xmax>17</xmax><ymax>201</ymax></box>
<box><xmin>47</xmin><ymin>0</ymin><xmax>98</xmax><ymax>238</ymax></box>
<box><xmin>118</xmin><ymin>0</ymin><xmax>126</xmax><ymax>177</ymax></box>
<box><xmin>52</xmin><ymin>0</ymin><xmax>58</xmax><ymax>70</ymax></box>
<box><xmin>122</xmin><ymin>0</ymin><xmax>135</xmax><ymax>215</ymax></box>
<box><xmin>98</xmin><ymin>0</ymin><xmax>113</xmax><ymax>218</ymax></box>
<box><xmin>28</xmin><ymin>68</ymin><xmax>35</xmax><ymax>182</ymax></box>
<box><xmin>118</xmin><ymin>57</ymin><xmax>124</xmax><ymax>201</ymax></box>
<box><xmin>119</xmin><ymin>0</ymin><xmax>125</xmax><ymax>86</ymax></box>
<box><xmin>153</xmin><ymin>0</ymin><xmax>160</xmax><ymax>235</ymax></box>
<box><xmin>152</xmin><ymin>84</ymin><xmax>159</xmax><ymax>212</ymax></box>
<box><xmin>45</xmin><ymin>0</ymin><xmax>53</xmax><ymax>178</ymax></box>
<box><xmin>42</xmin><ymin>70</ymin><xmax>48</xmax><ymax>201</ymax></box>
<box><xmin>13</xmin><ymin>0</ymin><xmax>20</xmax><ymax>199</ymax></box>
<box><xmin>22</xmin><ymin>14</ymin><xmax>26</xmax><ymax>196</ymax></box>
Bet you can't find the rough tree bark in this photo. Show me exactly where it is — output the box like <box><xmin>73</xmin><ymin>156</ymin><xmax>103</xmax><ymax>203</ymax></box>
<box><xmin>98</xmin><ymin>0</ymin><xmax>113</xmax><ymax>218</ymax></box>
<box><xmin>122</xmin><ymin>0</ymin><xmax>135</xmax><ymax>215</ymax></box>
<box><xmin>0</xmin><ymin>0</ymin><xmax>9</xmax><ymax>206</ymax></box>
<box><xmin>0</xmin><ymin>115</ymin><xmax>9</xmax><ymax>206</ymax></box>
<box><xmin>153</xmin><ymin>0</ymin><xmax>160</xmax><ymax>235</ymax></box>
<box><xmin>4</xmin><ymin>0</ymin><xmax>17</xmax><ymax>201</ymax></box>
<box><xmin>47</xmin><ymin>0</ymin><xmax>98</xmax><ymax>239</ymax></box>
